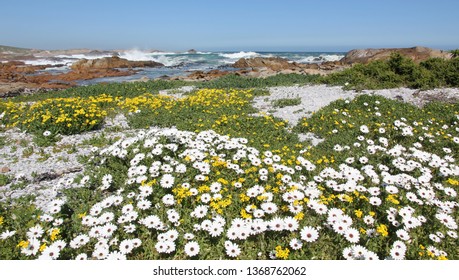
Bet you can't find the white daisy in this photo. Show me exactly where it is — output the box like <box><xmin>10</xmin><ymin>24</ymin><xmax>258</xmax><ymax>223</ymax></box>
<box><xmin>289</xmin><ymin>238</ymin><xmax>303</xmax><ymax>250</ymax></box>
<box><xmin>225</xmin><ymin>242</ymin><xmax>241</xmax><ymax>258</ymax></box>
<box><xmin>106</xmin><ymin>251</ymin><xmax>127</xmax><ymax>260</ymax></box>
<box><xmin>300</xmin><ymin>226</ymin><xmax>319</xmax><ymax>243</ymax></box>
<box><xmin>344</xmin><ymin>228</ymin><xmax>360</xmax><ymax>243</ymax></box>
<box><xmin>0</xmin><ymin>230</ymin><xmax>16</xmax><ymax>240</ymax></box>
<box><xmin>75</xmin><ymin>253</ymin><xmax>88</xmax><ymax>260</ymax></box>
<box><xmin>184</xmin><ymin>241</ymin><xmax>200</xmax><ymax>257</ymax></box>
<box><xmin>119</xmin><ymin>239</ymin><xmax>135</xmax><ymax>254</ymax></box>
<box><xmin>283</xmin><ymin>217</ymin><xmax>299</xmax><ymax>232</ymax></box>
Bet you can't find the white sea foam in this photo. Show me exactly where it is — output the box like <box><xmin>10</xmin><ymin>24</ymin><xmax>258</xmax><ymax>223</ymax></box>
<box><xmin>219</xmin><ymin>51</ymin><xmax>260</xmax><ymax>60</ymax></box>
<box><xmin>119</xmin><ymin>50</ymin><xmax>155</xmax><ymax>61</ymax></box>
<box><xmin>22</xmin><ymin>58</ymin><xmax>75</xmax><ymax>66</ymax></box>
<box><xmin>297</xmin><ymin>54</ymin><xmax>344</xmax><ymax>63</ymax></box>
<box><xmin>151</xmin><ymin>55</ymin><xmax>186</xmax><ymax>67</ymax></box>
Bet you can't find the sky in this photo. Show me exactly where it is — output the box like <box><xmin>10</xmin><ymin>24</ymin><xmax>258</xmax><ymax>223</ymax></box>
<box><xmin>1</xmin><ymin>0</ymin><xmax>459</xmax><ymax>52</ymax></box>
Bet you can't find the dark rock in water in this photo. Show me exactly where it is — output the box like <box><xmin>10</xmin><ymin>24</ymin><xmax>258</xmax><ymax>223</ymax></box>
<box><xmin>187</xmin><ymin>49</ymin><xmax>197</xmax><ymax>54</ymax></box>
<box><xmin>341</xmin><ymin>46</ymin><xmax>452</xmax><ymax>64</ymax></box>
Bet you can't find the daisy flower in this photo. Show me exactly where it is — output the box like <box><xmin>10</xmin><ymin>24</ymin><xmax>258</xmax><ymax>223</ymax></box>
<box><xmin>38</xmin><ymin>246</ymin><xmax>60</xmax><ymax>260</ymax></box>
<box><xmin>225</xmin><ymin>242</ymin><xmax>241</xmax><ymax>258</ymax></box>
<box><xmin>92</xmin><ymin>247</ymin><xmax>109</xmax><ymax>260</ymax></box>
<box><xmin>429</xmin><ymin>234</ymin><xmax>441</xmax><ymax>243</ymax></box>
<box><xmin>447</xmin><ymin>231</ymin><xmax>458</xmax><ymax>239</ymax></box>
<box><xmin>344</xmin><ymin>228</ymin><xmax>360</xmax><ymax>243</ymax></box>
<box><xmin>191</xmin><ymin>205</ymin><xmax>208</xmax><ymax>218</ymax></box>
<box><xmin>396</xmin><ymin>229</ymin><xmax>410</xmax><ymax>241</ymax></box>
<box><xmin>342</xmin><ymin>247</ymin><xmax>354</xmax><ymax>260</ymax></box>
<box><xmin>300</xmin><ymin>226</ymin><xmax>319</xmax><ymax>243</ymax></box>
<box><xmin>70</xmin><ymin>234</ymin><xmax>90</xmax><ymax>249</ymax></box>
<box><xmin>389</xmin><ymin>247</ymin><xmax>405</xmax><ymax>260</ymax></box>
<box><xmin>106</xmin><ymin>251</ymin><xmax>127</xmax><ymax>260</ymax></box>
<box><xmin>289</xmin><ymin>238</ymin><xmax>303</xmax><ymax>250</ymax></box>
<box><xmin>184</xmin><ymin>233</ymin><xmax>195</xmax><ymax>240</ymax></box>
<box><xmin>119</xmin><ymin>239</ymin><xmax>135</xmax><ymax>255</ymax></box>
<box><xmin>364</xmin><ymin>251</ymin><xmax>379</xmax><ymax>260</ymax></box>
<box><xmin>75</xmin><ymin>253</ymin><xmax>88</xmax><ymax>260</ymax></box>
<box><xmin>26</xmin><ymin>225</ymin><xmax>44</xmax><ymax>240</ymax></box>
<box><xmin>160</xmin><ymin>174</ymin><xmax>175</xmax><ymax>189</ymax></box>
<box><xmin>0</xmin><ymin>230</ymin><xmax>16</xmax><ymax>240</ymax></box>
<box><xmin>184</xmin><ymin>241</ymin><xmax>200</xmax><ymax>257</ymax></box>
<box><xmin>283</xmin><ymin>217</ymin><xmax>299</xmax><ymax>232</ymax></box>
<box><xmin>137</xmin><ymin>199</ymin><xmax>152</xmax><ymax>210</ymax></box>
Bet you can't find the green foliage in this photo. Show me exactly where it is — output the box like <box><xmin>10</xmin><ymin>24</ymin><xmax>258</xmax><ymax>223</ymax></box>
<box><xmin>271</xmin><ymin>97</ymin><xmax>302</xmax><ymax>108</ymax></box>
<box><xmin>295</xmin><ymin>94</ymin><xmax>459</xmax><ymax>163</ymax></box>
<box><xmin>322</xmin><ymin>52</ymin><xmax>459</xmax><ymax>90</ymax></box>
<box><xmin>0</xmin><ymin>174</ymin><xmax>11</xmax><ymax>186</ymax></box>
<box><xmin>127</xmin><ymin>89</ymin><xmax>300</xmax><ymax>151</ymax></box>
<box><xmin>199</xmin><ymin>73</ymin><xmax>321</xmax><ymax>89</ymax></box>
<box><xmin>450</xmin><ymin>49</ymin><xmax>459</xmax><ymax>58</ymax></box>
<box><xmin>9</xmin><ymin>79</ymin><xmax>194</xmax><ymax>103</ymax></box>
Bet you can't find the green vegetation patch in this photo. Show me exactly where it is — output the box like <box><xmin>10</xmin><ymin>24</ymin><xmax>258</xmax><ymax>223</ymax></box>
<box><xmin>272</xmin><ymin>97</ymin><xmax>302</xmax><ymax>108</ymax></box>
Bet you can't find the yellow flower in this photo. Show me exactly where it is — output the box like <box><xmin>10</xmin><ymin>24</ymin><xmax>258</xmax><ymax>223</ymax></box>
<box><xmin>240</xmin><ymin>209</ymin><xmax>252</xmax><ymax>219</ymax></box>
<box><xmin>50</xmin><ymin>228</ymin><xmax>60</xmax><ymax>241</ymax></box>
<box><xmin>387</xmin><ymin>194</ymin><xmax>400</xmax><ymax>205</ymax></box>
<box><xmin>354</xmin><ymin>209</ymin><xmax>363</xmax><ymax>218</ymax></box>
<box><xmin>239</xmin><ymin>193</ymin><xmax>250</xmax><ymax>202</ymax></box>
<box><xmin>376</xmin><ymin>224</ymin><xmax>389</xmax><ymax>237</ymax></box>
<box><xmin>17</xmin><ymin>240</ymin><xmax>29</xmax><ymax>249</ymax></box>
<box><xmin>275</xmin><ymin>246</ymin><xmax>290</xmax><ymax>260</ymax></box>
<box><xmin>447</xmin><ymin>178</ymin><xmax>459</xmax><ymax>186</ymax></box>
<box><xmin>294</xmin><ymin>212</ymin><xmax>304</xmax><ymax>221</ymax></box>
<box><xmin>39</xmin><ymin>243</ymin><xmax>47</xmax><ymax>252</ymax></box>
<box><xmin>0</xmin><ymin>216</ymin><xmax>3</xmax><ymax>225</ymax></box>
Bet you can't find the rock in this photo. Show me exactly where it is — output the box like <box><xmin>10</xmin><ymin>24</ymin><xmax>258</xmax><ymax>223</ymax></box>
<box><xmin>185</xmin><ymin>69</ymin><xmax>230</xmax><ymax>81</ymax></box>
<box><xmin>1</xmin><ymin>167</ymin><xmax>10</xmax><ymax>173</ymax></box>
<box><xmin>187</xmin><ymin>49</ymin><xmax>197</xmax><ymax>54</ymax></box>
<box><xmin>233</xmin><ymin>57</ymin><xmax>300</xmax><ymax>71</ymax></box>
<box><xmin>70</xmin><ymin>56</ymin><xmax>163</xmax><ymax>71</ymax></box>
<box><xmin>341</xmin><ymin>46</ymin><xmax>452</xmax><ymax>64</ymax></box>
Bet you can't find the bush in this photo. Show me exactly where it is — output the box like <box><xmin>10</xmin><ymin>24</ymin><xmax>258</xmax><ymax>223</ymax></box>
<box><xmin>322</xmin><ymin>52</ymin><xmax>459</xmax><ymax>90</ymax></box>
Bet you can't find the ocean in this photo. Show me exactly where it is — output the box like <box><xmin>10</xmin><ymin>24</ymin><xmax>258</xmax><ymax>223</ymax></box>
<box><xmin>24</xmin><ymin>50</ymin><xmax>345</xmax><ymax>84</ymax></box>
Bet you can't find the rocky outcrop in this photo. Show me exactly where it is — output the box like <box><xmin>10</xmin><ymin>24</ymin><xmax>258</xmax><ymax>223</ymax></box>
<box><xmin>70</xmin><ymin>56</ymin><xmax>163</xmax><ymax>71</ymax></box>
<box><xmin>0</xmin><ymin>57</ymin><xmax>155</xmax><ymax>96</ymax></box>
<box><xmin>341</xmin><ymin>46</ymin><xmax>452</xmax><ymax>64</ymax></box>
<box><xmin>177</xmin><ymin>70</ymin><xmax>231</xmax><ymax>81</ymax></box>
<box><xmin>233</xmin><ymin>57</ymin><xmax>301</xmax><ymax>71</ymax></box>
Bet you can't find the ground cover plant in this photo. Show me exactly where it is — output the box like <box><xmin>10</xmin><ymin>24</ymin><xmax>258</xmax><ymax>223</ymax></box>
<box><xmin>272</xmin><ymin>97</ymin><xmax>302</xmax><ymax>108</ymax></box>
<box><xmin>1</xmin><ymin>71</ymin><xmax>458</xmax><ymax>260</ymax></box>
<box><xmin>321</xmin><ymin>53</ymin><xmax>459</xmax><ymax>90</ymax></box>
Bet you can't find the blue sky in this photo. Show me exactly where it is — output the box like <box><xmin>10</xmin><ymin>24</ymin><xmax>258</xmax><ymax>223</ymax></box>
<box><xmin>1</xmin><ymin>0</ymin><xmax>458</xmax><ymax>51</ymax></box>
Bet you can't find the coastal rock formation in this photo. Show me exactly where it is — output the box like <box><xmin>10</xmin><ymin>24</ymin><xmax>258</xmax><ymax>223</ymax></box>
<box><xmin>341</xmin><ymin>46</ymin><xmax>452</xmax><ymax>64</ymax></box>
<box><xmin>178</xmin><ymin>70</ymin><xmax>231</xmax><ymax>81</ymax></box>
<box><xmin>71</xmin><ymin>56</ymin><xmax>163</xmax><ymax>71</ymax></box>
<box><xmin>233</xmin><ymin>57</ymin><xmax>301</xmax><ymax>71</ymax></box>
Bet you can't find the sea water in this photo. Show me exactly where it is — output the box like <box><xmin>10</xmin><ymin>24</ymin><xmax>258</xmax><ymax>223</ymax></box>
<box><xmin>22</xmin><ymin>50</ymin><xmax>345</xmax><ymax>84</ymax></box>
